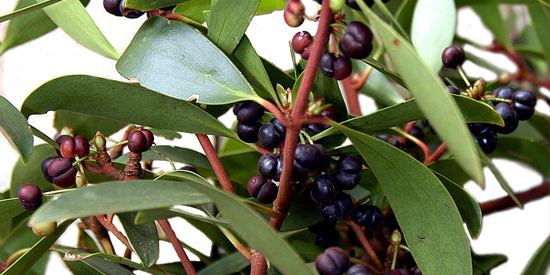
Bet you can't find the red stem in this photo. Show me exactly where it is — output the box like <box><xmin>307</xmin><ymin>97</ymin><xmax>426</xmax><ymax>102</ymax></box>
<box><xmin>158</xmin><ymin>219</ymin><xmax>197</xmax><ymax>275</ymax></box>
<box><xmin>196</xmin><ymin>134</ymin><xmax>235</xmax><ymax>194</ymax></box>
<box><xmin>95</xmin><ymin>215</ymin><xmax>132</xmax><ymax>252</ymax></box>
<box><xmin>424</xmin><ymin>143</ymin><xmax>447</xmax><ymax>165</ymax></box>
<box><xmin>346</xmin><ymin>220</ymin><xmax>384</xmax><ymax>271</ymax></box>
<box><xmin>480</xmin><ymin>180</ymin><xmax>550</xmax><ymax>216</ymax></box>
<box><xmin>342</xmin><ymin>76</ymin><xmax>362</xmax><ymax>116</ymax></box>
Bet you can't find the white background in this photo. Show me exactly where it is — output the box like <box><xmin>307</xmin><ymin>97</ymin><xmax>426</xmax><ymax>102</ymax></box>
<box><xmin>0</xmin><ymin>1</ymin><xmax>548</xmax><ymax>274</ymax></box>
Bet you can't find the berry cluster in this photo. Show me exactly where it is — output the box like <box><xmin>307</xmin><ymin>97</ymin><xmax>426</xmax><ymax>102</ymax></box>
<box><xmin>234</xmin><ymin>101</ymin><xmax>265</xmax><ymax>143</ymax></box>
<box><xmin>41</xmin><ymin>135</ymin><xmax>90</xmax><ymax>188</ymax></box>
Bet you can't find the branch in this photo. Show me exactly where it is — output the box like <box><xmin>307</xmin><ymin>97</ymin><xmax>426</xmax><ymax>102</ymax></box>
<box><xmin>158</xmin><ymin>219</ymin><xmax>197</xmax><ymax>275</ymax></box>
<box><xmin>480</xmin><ymin>180</ymin><xmax>550</xmax><ymax>216</ymax></box>
<box><xmin>196</xmin><ymin>134</ymin><xmax>235</xmax><ymax>194</ymax></box>
<box><xmin>342</xmin><ymin>75</ymin><xmax>362</xmax><ymax>116</ymax></box>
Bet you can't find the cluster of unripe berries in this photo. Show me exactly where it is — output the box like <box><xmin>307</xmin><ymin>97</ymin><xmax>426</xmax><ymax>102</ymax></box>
<box><xmin>103</xmin><ymin>0</ymin><xmax>175</xmax><ymax>18</ymax></box>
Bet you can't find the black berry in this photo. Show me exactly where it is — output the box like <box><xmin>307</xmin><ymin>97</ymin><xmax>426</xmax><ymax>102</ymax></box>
<box><xmin>47</xmin><ymin>157</ymin><xmax>78</xmax><ymax>188</ymax></box>
<box><xmin>494</xmin><ymin>102</ymin><xmax>519</xmax><ymax>134</ymax></box>
<box><xmin>104</xmin><ymin>0</ymin><xmax>123</xmax><ymax>16</ymax></box>
<box><xmin>320</xmin><ymin>193</ymin><xmax>354</xmax><ymax>221</ymax></box>
<box><xmin>258</xmin><ymin>123</ymin><xmax>283</xmax><ymax>148</ymax></box>
<box><xmin>468</xmin><ymin>122</ymin><xmax>492</xmax><ymax>136</ymax></box>
<box><xmin>336</xmin><ymin>155</ymin><xmax>362</xmax><ymax>174</ymax></box>
<box><xmin>311</xmin><ymin>174</ymin><xmax>341</xmax><ymax>204</ymax></box>
<box><xmin>511</xmin><ymin>90</ymin><xmax>537</xmax><ymax>120</ymax></box>
<box><xmin>315</xmin><ymin>247</ymin><xmax>350</xmax><ymax>275</ymax></box>
<box><xmin>41</xmin><ymin>156</ymin><xmax>61</xmax><ymax>183</ymax></box>
<box><xmin>410</xmin><ymin>267</ymin><xmax>423</xmax><ymax>275</ymax></box>
<box><xmin>405</xmin><ymin>126</ymin><xmax>425</xmax><ymax>148</ymax></box>
<box><xmin>294</xmin><ymin>144</ymin><xmax>322</xmax><ymax>174</ymax></box>
<box><xmin>492</xmin><ymin>86</ymin><xmax>516</xmax><ymax>99</ymax></box>
<box><xmin>442</xmin><ymin>46</ymin><xmax>465</xmax><ymax>68</ymax></box>
<box><xmin>320</xmin><ymin>53</ymin><xmax>337</xmax><ymax>78</ymax></box>
<box><xmin>314</xmin><ymin>144</ymin><xmax>331</xmax><ymax>172</ymax></box>
<box><xmin>302</xmin><ymin>123</ymin><xmax>326</xmax><ymax>143</ymax></box>
<box><xmin>308</xmin><ymin>220</ymin><xmax>337</xmax><ymax>235</ymax></box>
<box><xmin>258</xmin><ymin>154</ymin><xmax>278</xmax><ymax>180</ymax></box>
<box><xmin>315</xmin><ymin>230</ymin><xmax>340</xmax><ymax>249</ymax></box>
<box><xmin>270</xmin><ymin>118</ymin><xmax>286</xmax><ymax>139</ymax></box>
<box><xmin>237</xmin><ymin>122</ymin><xmax>261</xmax><ymax>143</ymax></box>
<box><xmin>340</xmin><ymin>22</ymin><xmax>373</xmax><ymax>60</ymax></box>
<box><xmin>319</xmin><ymin>53</ymin><xmax>352</xmax><ymax>80</ymax></box>
<box><xmin>17</xmin><ymin>183</ymin><xmax>43</xmax><ymax>210</ymax></box>
<box><xmin>346</xmin><ymin>264</ymin><xmax>375</xmax><ymax>275</ymax></box>
<box><xmin>320</xmin><ymin>107</ymin><xmax>341</xmax><ymax>124</ymax></box>
<box><xmin>333</xmin><ymin>170</ymin><xmax>361</xmax><ymax>190</ymax></box>
<box><xmin>292</xmin><ymin>31</ymin><xmax>313</xmax><ymax>54</ymax></box>
<box><xmin>475</xmin><ymin>128</ymin><xmax>498</xmax><ymax>154</ymax></box>
<box><xmin>248</xmin><ymin>174</ymin><xmax>266</xmax><ymax>197</ymax></box>
<box><xmin>235</xmin><ymin>101</ymin><xmax>264</xmax><ymax>124</ymax></box>
<box><xmin>351</xmin><ymin>204</ymin><xmax>383</xmax><ymax>228</ymax></box>
<box><xmin>256</xmin><ymin>181</ymin><xmax>278</xmax><ymax>204</ymax></box>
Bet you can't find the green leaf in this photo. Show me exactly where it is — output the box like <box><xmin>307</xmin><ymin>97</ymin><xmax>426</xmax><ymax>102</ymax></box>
<box><xmin>219</xmin><ymin>150</ymin><xmax>262</xmax><ymax>184</ymax></box>
<box><xmin>472</xmin><ymin>252</ymin><xmax>507</xmax><ymax>275</ymax></box>
<box><xmin>173</xmin><ymin>0</ymin><xmax>210</xmax><ymax>23</ymax></box>
<box><xmin>134</xmin><ymin>208</ymin><xmax>228</xmax><ymax>226</ymax></box>
<box><xmin>2</xmin><ymin>219</ymin><xmax>73</xmax><ymax>275</ymax></box>
<box><xmin>256</xmin><ymin>0</ymin><xmax>285</xmax><ymax>15</ymax></box>
<box><xmin>480</xmin><ymin>151</ymin><xmax>522</xmax><ymax>208</ymax></box>
<box><xmin>352</xmin><ymin>59</ymin><xmax>405</xmax><ymax>106</ymax></box>
<box><xmin>0</xmin><ymin>0</ymin><xmax>61</xmax><ymax>23</ymax></box>
<box><xmin>411</xmin><ymin>0</ymin><xmax>456</xmax><ymax>72</ymax></box>
<box><xmin>124</xmin><ymin>0</ymin><xmax>190</xmax><ymax>10</ymax></box>
<box><xmin>0</xmin><ymin>96</ymin><xmax>33</xmax><ymax>163</ymax></box>
<box><xmin>54</xmin><ymin>110</ymin><xmax>127</xmax><ymax>140</ymax></box>
<box><xmin>433</xmin><ymin>172</ymin><xmax>482</xmax><ymax>239</ymax></box>
<box><xmin>0</xmin><ymin>199</ymin><xmax>26</xmax><ymax>227</ymax></box>
<box><xmin>472</xmin><ymin>4</ymin><xmax>511</xmax><ymax>48</ymax></box>
<box><xmin>21</xmin><ymin>75</ymin><xmax>238</xmax><ymax>139</ymax></box>
<box><xmin>28</xmin><ymin>180</ymin><xmax>212</xmax><ymax>225</ymax></box>
<box><xmin>362</xmin><ymin>6</ymin><xmax>484</xmax><ymax>185</ymax></box>
<box><xmin>207</xmin><ymin>0</ymin><xmax>261</xmax><ymax>54</ymax></box>
<box><xmin>197</xmin><ymin>252</ymin><xmax>250</xmax><ymax>275</ymax></box>
<box><xmin>315</xmin><ymin>96</ymin><xmax>503</xmax><ymax>140</ymax></box>
<box><xmin>10</xmin><ymin>144</ymin><xmax>56</xmax><ymax>197</ymax></box>
<box><xmin>527</xmin><ymin>3</ymin><xmax>550</xmax><ymax>63</ymax></box>
<box><xmin>167</xmin><ymin>173</ymin><xmax>314</xmax><ymax>274</ymax></box>
<box><xmin>509</xmin><ymin>114</ymin><xmax>550</xmax><ymax>142</ymax></box>
<box><xmin>36</xmin><ymin>0</ymin><xmax>120</xmax><ymax>59</ymax></box>
<box><xmin>335</xmin><ymin>123</ymin><xmax>472</xmax><ymax>274</ymax></box>
<box><xmin>456</xmin><ymin>0</ymin><xmax>532</xmax><ymax>7</ymax></box>
<box><xmin>116</xmin><ymin>145</ymin><xmax>213</xmax><ymax>171</ymax></box>
<box><xmin>522</xmin><ymin>235</ymin><xmax>550</xmax><ymax>275</ymax></box>
<box><xmin>116</xmin><ymin>16</ymin><xmax>259</xmax><ymax>105</ymax></box>
<box><xmin>428</xmin><ymin>159</ymin><xmax>473</xmax><ymax>186</ymax></box>
<box><xmin>491</xmin><ymin>136</ymin><xmax>550</xmax><ymax>177</ymax></box>
<box><xmin>118</xmin><ymin>212</ymin><xmax>159</xmax><ymax>267</ymax></box>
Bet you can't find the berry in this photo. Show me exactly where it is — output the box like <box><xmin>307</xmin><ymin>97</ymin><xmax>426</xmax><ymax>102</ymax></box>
<box><xmin>274</xmin><ymin>154</ymin><xmax>284</xmax><ymax>181</ymax></box>
<box><xmin>60</xmin><ymin>135</ymin><xmax>90</xmax><ymax>159</ymax></box>
<box><xmin>128</xmin><ymin>130</ymin><xmax>154</xmax><ymax>153</ymax></box>
<box><xmin>410</xmin><ymin>267</ymin><xmax>423</xmax><ymax>275</ymax></box>
<box><xmin>340</xmin><ymin>22</ymin><xmax>373</xmax><ymax>60</ymax></box>
<box><xmin>41</xmin><ymin>156</ymin><xmax>61</xmax><ymax>183</ymax></box>
<box><xmin>258</xmin><ymin>123</ymin><xmax>283</xmax><ymax>148</ymax></box>
<box><xmin>179</xmin><ymin>166</ymin><xmax>197</xmax><ymax>173</ymax></box>
<box><xmin>442</xmin><ymin>46</ymin><xmax>465</xmax><ymax>68</ymax></box>
<box><xmin>159</xmin><ymin>5</ymin><xmax>176</xmax><ymax>11</ymax></box>
<box><xmin>104</xmin><ymin>0</ymin><xmax>123</xmax><ymax>16</ymax></box>
<box><xmin>320</xmin><ymin>193</ymin><xmax>353</xmax><ymax>221</ymax></box>
<box><xmin>315</xmin><ymin>247</ymin><xmax>350</xmax><ymax>275</ymax></box>
<box><xmin>315</xmin><ymin>229</ymin><xmax>340</xmax><ymax>248</ymax></box>
<box><xmin>47</xmin><ymin>157</ymin><xmax>78</xmax><ymax>188</ymax></box>
<box><xmin>511</xmin><ymin>90</ymin><xmax>537</xmax><ymax>120</ymax></box>
<box><xmin>120</xmin><ymin>0</ymin><xmax>144</xmax><ymax>19</ymax></box>
<box><xmin>292</xmin><ymin>31</ymin><xmax>313</xmax><ymax>54</ymax></box>
<box><xmin>294</xmin><ymin>144</ymin><xmax>322</xmax><ymax>173</ymax></box>
<box><xmin>397</xmin><ymin>269</ymin><xmax>411</xmax><ymax>275</ymax></box>
<box><xmin>284</xmin><ymin>3</ymin><xmax>304</xmax><ymax>27</ymax></box>
<box><xmin>320</xmin><ymin>53</ymin><xmax>337</xmax><ymax>78</ymax></box>
<box><xmin>446</xmin><ymin>86</ymin><xmax>460</xmax><ymax>95</ymax></box>
<box><xmin>333</xmin><ymin>170</ymin><xmax>361</xmax><ymax>190</ymax></box>
<box><xmin>258</xmin><ymin>154</ymin><xmax>278</xmax><ymax>180</ymax></box>
<box><xmin>351</xmin><ymin>204</ymin><xmax>383</xmax><ymax>228</ymax></box>
<box><xmin>17</xmin><ymin>183</ymin><xmax>43</xmax><ymax>210</ymax></box>
<box><xmin>302</xmin><ymin>123</ymin><xmax>326</xmax><ymax>143</ymax></box>
<box><xmin>235</xmin><ymin>101</ymin><xmax>264</xmax><ymax>124</ymax></box>
<box><xmin>270</xmin><ymin>118</ymin><xmax>286</xmax><ymax>139</ymax></box>
<box><xmin>248</xmin><ymin>174</ymin><xmax>266</xmax><ymax>197</ymax></box>
<box><xmin>336</xmin><ymin>155</ymin><xmax>362</xmax><ymax>174</ymax></box>
<box><xmin>346</xmin><ymin>264</ymin><xmax>375</xmax><ymax>275</ymax></box>
<box><xmin>382</xmin><ymin>271</ymin><xmax>403</xmax><ymax>275</ymax></box>
<box><xmin>311</xmin><ymin>174</ymin><xmax>341</xmax><ymax>204</ymax></box>
<box><xmin>286</xmin><ymin>0</ymin><xmax>305</xmax><ymax>15</ymax></box>
<box><xmin>314</xmin><ymin>144</ymin><xmax>331</xmax><ymax>171</ymax></box>
<box><xmin>256</xmin><ymin>181</ymin><xmax>278</xmax><ymax>204</ymax></box>
<box><xmin>468</xmin><ymin>122</ymin><xmax>492</xmax><ymax>136</ymax></box>
<box><xmin>237</xmin><ymin>122</ymin><xmax>261</xmax><ymax>143</ymax></box>
<box><xmin>301</xmin><ymin>46</ymin><xmax>312</xmax><ymax>60</ymax></box>
<box><xmin>475</xmin><ymin>128</ymin><xmax>498</xmax><ymax>154</ymax></box>
<box><xmin>32</xmin><ymin>221</ymin><xmax>57</xmax><ymax>237</ymax></box>
<box><xmin>55</xmin><ymin>135</ymin><xmax>71</xmax><ymax>156</ymax></box>
<box><xmin>494</xmin><ymin>102</ymin><xmax>519</xmax><ymax>134</ymax></box>
<box><xmin>320</xmin><ymin>107</ymin><xmax>341</xmax><ymax>124</ymax></box>
<box><xmin>333</xmin><ymin>55</ymin><xmax>353</xmax><ymax>80</ymax></box>
<box><xmin>492</xmin><ymin>86</ymin><xmax>516</xmax><ymax>99</ymax></box>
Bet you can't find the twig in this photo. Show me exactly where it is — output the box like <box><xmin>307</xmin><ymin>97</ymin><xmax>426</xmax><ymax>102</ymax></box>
<box><xmin>158</xmin><ymin>219</ymin><xmax>197</xmax><ymax>275</ymax></box>
<box><xmin>196</xmin><ymin>134</ymin><xmax>235</xmax><ymax>194</ymax></box>
<box><xmin>424</xmin><ymin>143</ymin><xmax>447</xmax><ymax>164</ymax></box>
<box><xmin>342</xmin><ymin>76</ymin><xmax>362</xmax><ymax>116</ymax></box>
<box><xmin>94</xmin><ymin>215</ymin><xmax>132</xmax><ymax>253</ymax></box>
<box><xmin>345</xmin><ymin>220</ymin><xmax>384</xmax><ymax>271</ymax></box>
<box><xmin>480</xmin><ymin>180</ymin><xmax>550</xmax><ymax>216</ymax></box>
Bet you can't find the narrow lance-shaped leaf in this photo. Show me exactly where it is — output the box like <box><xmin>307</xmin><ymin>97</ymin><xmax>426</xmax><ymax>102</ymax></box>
<box><xmin>411</xmin><ymin>0</ymin><xmax>456</xmax><ymax>72</ymax></box>
<box><xmin>0</xmin><ymin>0</ymin><xmax>62</xmax><ymax>23</ymax></box>
<box><xmin>36</xmin><ymin>0</ymin><xmax>120</xmax><ymax>59</ymax></box>
<box><xmin>521</xmin><ymin>235</ymin><xmax>550</xmax><ymax>275</ymax></box>
<box><xmin>28</xmin><ymin>180</ymin><xmax>212</xmax><ymax>225</ymax></box>
<box><xmin>335</xmin><ymin>123</ymin><xmax>472</xmax><ymax>275</ymax></box>
<box><xmin>361</xmin><ymin>3</ymin><xmax>484</xmax><ymax>186</ymax></box>
<box><xmin>21</xmin><ymin>75</ymin><xmax>239</xmax><ymax>139</ymax></box>
<box><xmin>124</xmin><ymin>0</ymin><xmax>191</xmax><ymax>10</ymax></box>
<box><xmin>0</xmin><ymin>95</ymin><xmax>33</xmax><ymax>163</ymax></box>
<box><xmin>117</xmin><ymin>16</ymin><xmax>260</xmax><ymax>105</ymax></box>
<box><xmin>118</xmin><ymin>212</ymin><xmax>159</xmax><ymax>267</ymax></box>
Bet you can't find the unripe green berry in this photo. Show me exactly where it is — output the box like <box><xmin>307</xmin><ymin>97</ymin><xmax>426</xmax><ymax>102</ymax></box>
<box><xmin>32</xmin><ymin>221</ymin><xmax>57</xmax><ymax>237</ymax></box>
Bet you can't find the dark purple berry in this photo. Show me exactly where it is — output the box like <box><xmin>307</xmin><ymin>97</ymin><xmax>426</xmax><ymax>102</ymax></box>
<box><xmin>308</xmin><ymin>220</ymin><xmax>337</xmax><ymax>235</ymax></box>
<box><xmin>17</xmin><ymin>183</ymin><xmax>43</xmax><ymax>210</ymax></box>
<box><xmin>302</xmin><ymin>123</ymin><xmax>326</xmax><ymax>143</ymax></box>
<box><xmin>47</xmin><ymin>158</ymin><xmax>77</xmax><ymax>188</ymax></box>
<box><xmin>315</xmin><ymin>247</ymin><xmax>350</xmax><ymax>275</ymax></box>
<box><xmin>320</xmin><ymin>193</ymin><xmax>354</xmax><ymax>221</ymax></box>
<box><xmin>334</xmin><ymin>55</ymin><xmax>353</xmax><ymax>80</ymax></box>
<box><xmin>248</xmin><ymin>174</ymin><xmax>266</xmax><ymax>197</ymax></box>
<box><xmin>320</xmin><ymin>53</ymin><xmax>337</xmax><ymax>78</ymax></box>
<box><xmin>442</xmin><ymin>46</ymin><xmax>465</xmax><ymax>68</ymax></box>
<box><xmin>236</xmin><ymin>101</ymin><xmax>264</xmax><ymax>124</ymax></box>
<box><xmin>292</xmin><ymin>31</ymin><xmax>313</xmax><ymax>54</ymax></box>
<box><xmin>336</xmin><ymin>155</ymin><xmax>362</xmax><ymax>174</ymax></box>
<box><xmin>340</xmin><ymin>22</ymin><xmax>373</xmax><ymax>60</ymax></box>
<box><xmin>159</xmin><ymin>5</ymin><xmax>176</xmax><ymax>11</ymax></box>
<box><xmin>333</xmin><ymin>170</ymin><xmax>361</xmax><ymax>190</ymax></box>
<box><xmin>270</xmin><ymin>118</ymin><xmax>286</xmax><ymax>138</ymax></box>
<box><xmin>410</xmin><ymin>267</ymin><xmax>423</xmax><ymax>275</ymax></box>
<box><xmin>311</xmin><ymin>174</ymin><xmax>340</xmax><ymax>204</ymax></box>
<box><xmin>120</xmin><ymin>0</ymin><xmax>144</xmax><ymax>19</ymax></box>
<box><xmin>141</xmin><ymin>129</ymin><xmax>154</xmax><ymax>149</ymax></box>
<box><xmin>382</xmin><ymin>271</ymin><xmax>403</xmax><ymax>275</ymax></box>
<box><xmin>60</xmin><ymin>135</ymin><xmax>90</xmax><ymax>159</ymax></box>
<box><xmin>446</xmin><ymin>86</ymin><xmax>460</xmax><ymax>95</ymax></box>
<box><xmin>492</xmin><ymin>86</ymin><xmax>516</xmax><ymax>99</ymax></box>
<box><xmin>237</xmin><ymin>122</ymin><xmax>261</xmax><ymax>143</ymax></box>
<box><xmin>315</xmin><ymin>229</ymin><xmax>340</xmax><ymax>248</ymax></box>
<box><xmin>179</xmin><ymin>166</ymin><xmax>197</xmax><ymax>173</ymax></box>
<box><xmin>258</xmin><ymin>154</ymin><xmax>278</xmax><ymax>180</ymax></box>
<box><xmin>294</xmin><ymin>144</ymin><xmax>322</xmax><ymax>173</ymax></box>
<box><xmin>475</xmin><ymin>128</ymin><xmax>498</xmax><ymax>154</ymax></box>
<box><xmin>494</xmin><ymin>102</ymin><xmax>519</xmax><ymax>134</ymax></box>
<box><xmin>346</xmin><ymin>264</ymin><xmax>375</xmax><ymax>275</ymax></box>
<box><xmin>511</xmin><ymin>90</ymin><xmax>537</xmax><ymax>120</ymax></box>
<box><xmin>257</xmin><ymin>181</ymin><xmax>278</xmax><ymax>204</ymax></box>
<box><xmin>397</xmin><ymin>269</ymin><xmax>411</xmax><ymax>275</ymax></box>
<box><xmin>347</xmin><ymin>0</ymin><xmax>374</xmax><ymax>10</ymax></box>
<box><xmin>320</xmin><ymin>107</ymin><xmax>341</xmax><ymax>124</ymax></box>
<box><xmin>104</xmin><ymin>0</ymin><xmax>123</xmax><ymax>16</ymax></box>
<box><xmin>468</xmin><ymin>122</ymin><xmax>492</xmax><ymax>136</ymax></box>
<box><xmin>314</xmin><ymin>144</ymin><xmax>331</xmax><ymax>171</ymax></box>
<box><xmin>258</xmin><ymin>123</ymin><xmax>283</xmax><ymax>148</ymax></box>
<box><xmin>41</xmin><ymin>156</ymin><xmax>60</xmax><ymax>183</ymax></box>
<box><xmin>351</xmin><ymin>204</ymin><xmax>383</xmax><ymax>228</ymax></box>
<box><xmin>128</xmin><ymin>131</ymin><xmax>148</xmax><ymax>153</ymax></box>
<box><xmin>274</xmin><ymin>154</ymin><xmax>284</xmax><ymax>181</ymax></box>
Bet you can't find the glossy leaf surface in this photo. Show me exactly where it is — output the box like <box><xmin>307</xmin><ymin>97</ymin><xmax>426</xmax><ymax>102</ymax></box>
<box><xmin>28</xmin><ymin>180</ymin><xmax>212</xmax><ymax>225</ymax></box>
<box><xmin>411</xmin><ymin>0</ymin><xmax>456</xmax><ymax>72</ymax></box>
<box><xmin>124</xmin><ymin>0</ymin><xmax>190</xmax><ymax>10</ymax></box>
<box><xmin>21</xmin><ymin>75</ymin><xmax>238</xmax><ymax>139</ymax></box>
<box><xmin>54</xmin><ymin>110</ymin><xmax>127</xmax><ymax>140</ymax></box>
<box><xmin>0</xmin><ymin>95</ymin><xmax>33</xmax><ymax>163</ymax></box>
<box><xmin>10</xmin><ymin>144</ymin><xmax>56</xmax><ymax>197</ymax></box>
<box><xmin>118</xmin><ymin>212</ymin><xmax>159</xmax><ymax>267</ymax></box>
<box><xmin>491</xmin><ymin>136</ymin><xmax>550</xmax><ymax>177</ymax></box>
<box><xmin>336</xmin><ymin>123</ymin><xmax>471</xmax><ymax>274</ymax></box>
<box><xmin>522</xmin><ymin>236</ymin><xmax>550</xmax><ymax>275</ymax></box>
<box><xmin>117</xmin><ymin>17</ymin><xmax>259</xmax><ymax>105</ymax></box>
<box><xmin>37</xmin><ymin>0</ymin><xmax>119</xmax><ymax>59</ymax></box>
<box><xmin>362</xmin><ymin>6</ymin><xmax>483</xmax><ymax>185</ymax></box>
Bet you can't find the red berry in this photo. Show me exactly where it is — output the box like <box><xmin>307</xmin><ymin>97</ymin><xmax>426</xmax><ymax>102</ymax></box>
<box><xmin>48</xmin><ymin>158</ymin><xmax>77</xmax><ymax>188</ymax></box>
<box><xmin>17</xmin><ymin>183</ymin><xmax>43</xmax><ymax>210</ymax></box>
<box><xmin>284</xmin><ymin>9</ymin><xmax>304</xmax><ymax>27</ymax></box>
<box><xmin>128</xmin><ymin>130</ymin><xmax>154</xmax><ymax>153</ymax></box>
<box><xmin>292</xmin><ymin>31</ymin><xmax>313</xmax><ymax>54</ymax></box>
